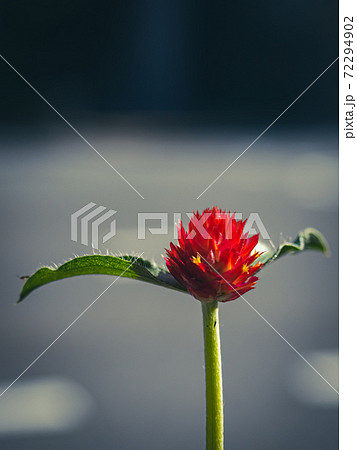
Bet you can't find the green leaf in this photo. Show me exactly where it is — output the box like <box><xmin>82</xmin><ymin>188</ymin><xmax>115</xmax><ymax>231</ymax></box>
<box><xmin>258</xmin><ymin>227</ymin><xmax>330</xmax><ymax>267</ymax></box>
<box><xmin>18</xmin><ymin>228</ymin><xmax>329</xmax><ymax>303</ymax></box>
<box><xmin>18</xmin><ymin>255</ymin><xmax>188</xmax><ymax>303</ymax></box>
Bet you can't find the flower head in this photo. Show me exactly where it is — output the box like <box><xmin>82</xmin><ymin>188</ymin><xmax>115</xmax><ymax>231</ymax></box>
<box><xmin>164</xmin><ymin>207</ymin><xmax>263</xmax><ymax>303</ymax></box>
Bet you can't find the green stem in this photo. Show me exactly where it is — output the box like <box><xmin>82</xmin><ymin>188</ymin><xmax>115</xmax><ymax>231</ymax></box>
<box><xmin>202</xmin><ymin>301</ymin><xmax>224</xmax><ymax>450</ymax></box>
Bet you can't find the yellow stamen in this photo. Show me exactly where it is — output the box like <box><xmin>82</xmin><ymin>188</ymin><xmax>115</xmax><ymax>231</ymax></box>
<box><xmin>242</xmin><ymin>263</ymin><xmax>249</xmax><ymax>274</ymax></box>
<box><xmin>192</xmin><ymin>253</ymin><xmax>201</xmax><ymax>265</ymax></box>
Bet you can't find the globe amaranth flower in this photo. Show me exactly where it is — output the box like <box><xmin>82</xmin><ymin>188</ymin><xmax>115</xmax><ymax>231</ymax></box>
<box><xmin>164</xmin><ymin>207</ymin><xmax>263</xmax><ymax>303</ymax></box>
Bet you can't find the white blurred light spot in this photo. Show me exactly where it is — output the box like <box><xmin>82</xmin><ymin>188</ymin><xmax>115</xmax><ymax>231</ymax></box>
<box><xmin>288</xmin><ymin>350</ymin><xmax>338</xmax><ymax>407</ymax></box>
<box><xmin>255</xmin><ymin>240</ymin><xmax>272</xmax><ymax>255</ymax></box>
<box><xmin>0</xmin><ymin>375</ymin><xmax>94</xmax><ymax>436</ymax></box>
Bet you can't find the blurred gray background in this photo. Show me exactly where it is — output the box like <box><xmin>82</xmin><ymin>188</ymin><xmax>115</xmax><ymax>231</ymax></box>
<box><xmin>1</xmin><ymin>1</ymin><xmax>337</xmax><ymax>449</ymax></box>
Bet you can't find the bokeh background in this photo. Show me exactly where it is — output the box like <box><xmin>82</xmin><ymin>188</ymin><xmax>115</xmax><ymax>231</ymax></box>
<box><xmin>0</xmin><ymin>1</ymin><xmax>338</xmax><ymax>449</ymax></box>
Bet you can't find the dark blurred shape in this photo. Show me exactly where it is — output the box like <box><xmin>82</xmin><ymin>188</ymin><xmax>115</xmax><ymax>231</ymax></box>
<box><xmin>1</xmin><ymin>0</ymin><xmax>337</xmax><ymax>125</ymax></box>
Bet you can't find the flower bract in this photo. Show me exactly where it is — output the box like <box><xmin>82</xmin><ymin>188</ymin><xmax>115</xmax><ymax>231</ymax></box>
<box><xmin>164</xmin><ymin>207</ymin><xmax>263</xmax><ymax>302</ymax></box>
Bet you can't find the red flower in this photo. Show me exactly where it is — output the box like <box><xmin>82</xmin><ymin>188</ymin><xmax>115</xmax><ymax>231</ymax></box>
<box><xmin>164</xmin><ymin>207</ymin><xmax>263</xmax><ymax>303</ymax></box>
